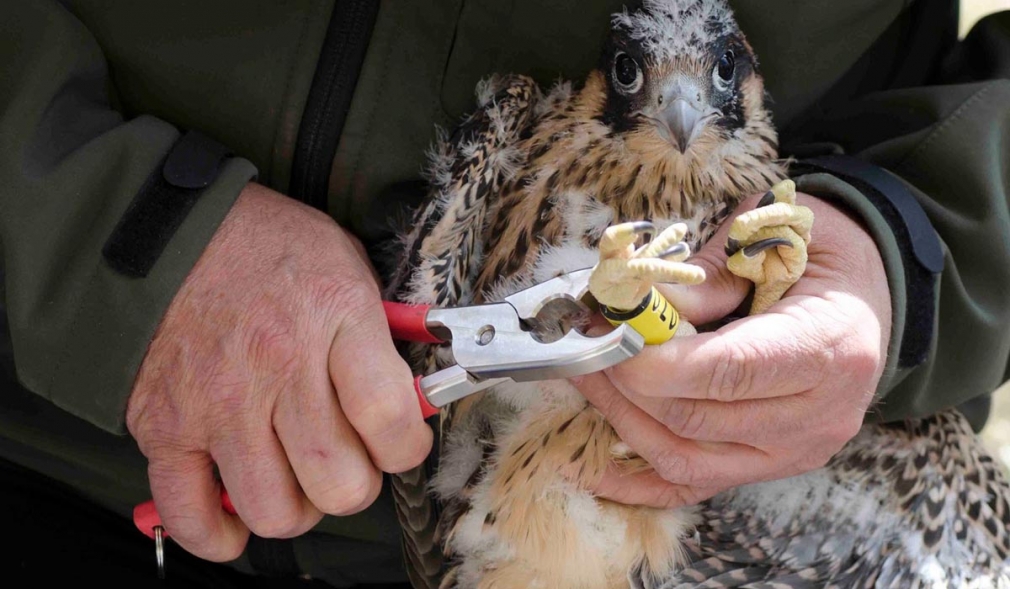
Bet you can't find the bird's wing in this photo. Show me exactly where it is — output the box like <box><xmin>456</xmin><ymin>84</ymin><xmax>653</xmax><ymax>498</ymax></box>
<box><xmin>658</xmin><ymin>409</ymin><xmax>1010</xmax><ymax>589</ymax></box>
<box><xmin>386</xmin><ymin>74</ymin><xmax>539</xmax><ymax>309</ymax></box>
<box><xmin>384</xmin><ymin>74</ymin><xmax>541</xmax><ymax>588</ymax></box>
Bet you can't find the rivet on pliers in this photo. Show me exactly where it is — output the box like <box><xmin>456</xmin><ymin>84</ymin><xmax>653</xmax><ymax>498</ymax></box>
<box><xmin>383</xmin><ymin>267</ymin><xmax>646</xmax><ymax>413</ymax></box>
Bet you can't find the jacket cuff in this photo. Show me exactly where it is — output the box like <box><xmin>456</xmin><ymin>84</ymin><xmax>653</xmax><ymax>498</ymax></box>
<box><xmin>47</xmin><ymin>137</ymin><xmax>256</xmax><ymax>434</ymax></box>
<box><xmin>790</xmin><ymin>158</ymin><xmax>942</xmax><ymax>397</ymax></box>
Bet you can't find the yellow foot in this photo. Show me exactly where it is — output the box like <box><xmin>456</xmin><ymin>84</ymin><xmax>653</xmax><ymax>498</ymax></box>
<box><xmin>589</xmin><ymin>222</ymin><xmax>705</xmax><ymax>311</ymax></box>
<box><xmin>725</xmin><ymin>179</ymin><xmax>813</xmax><ymax>315</ymax></box>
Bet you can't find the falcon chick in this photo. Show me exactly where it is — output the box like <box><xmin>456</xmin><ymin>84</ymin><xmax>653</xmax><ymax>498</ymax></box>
<box><xmin>385</xmin><ymin>1</ymin><xmax>1010</xmax><ymax>588</ymax></box>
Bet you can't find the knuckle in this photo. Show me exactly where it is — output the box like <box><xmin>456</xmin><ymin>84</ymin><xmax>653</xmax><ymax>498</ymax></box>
<box><xmin>172</xmin><ymin>520</ymin><xmax>248</xmax><ymax>563</ymax></box>
<box><xmin>309</xmin><ymin>270</ymin><xmax>376</xmax><ymax>319</ymax></box>
<box><xmin>814</xmin><ymin>310</ymin><xmax>882</xmax><ymax>384</ymax></box>
<box><xmin>204</xmin><ymin>537</ymin><xmax>245</xmax><ymax>565</ymax></box>
<box><xmin>244</xmin><ymin>301</ymin><xmax>301</xmax><ymax>372</ymax></box>
<box><xmin>133</xmin><ymin>423</ymin><xmax>188</xmax><ymax>459</ymax></box>
<box><xmin>664</xmin><ymin>400</ymin><xmax>708</xmax><ymax>440</ymax></box>
<box><xmin>841</xmin><ymin>343</ymin><xmax>881</xmax><ymax>381</ymax></box>
<box><xmin>162</xmin><ymin>509</ymin><xmax>247</xmax><ymax>562</ymax></box>
<box><xmin>675</xmin><ymin>485</ymin><xmax>717</xmax><ymax>507</ymax></box>
<box><xmin>376</xmin><ymin>432</ymin><xmax>431</xmax><ymax>474</ymax></box>
<box><xmin>352</xmin><ymin>392</ymin><xmax>412</xmax><ymax>438</ymax></box>
<box><xmin>648</xmin><ymin>484</ymin><xmax>685</xmax><ymax>509</ymax></box>
<box><xmin>652</xmin><ymin>449</ymin><xmax>710</xmax><ymax>487</ymax></box>
<box><xmin>210</xmin><ymin>538</ymin><xmax>248</xmax><ymax>563</ymax></box>
<box><xmin>244</xmin><ymin>509</ymin><xmax>304</xmax><ymax>539</ymax></box>
<box><xmin>648</xmin><ymin>482</ymin><xmax>711</xmax><ymax>509</ymax></box>
<box><xmin>160</xmin><ymin>510</ymin><xmax>204</xmax><ymax>542</ymax></box>
<box><xmin>312</xmin><ymin>474</ymin><xmax>381</xmax><ymax>516</ymax></box>
<box><xmin>707</xmin><ymin>341</ymin><xmax>756</xmax><ymax>401</ymax></box>
<box><xmin>652</xmin><ymin>450</ymin><xmax>683</xmax><ymax>483</ymax></box>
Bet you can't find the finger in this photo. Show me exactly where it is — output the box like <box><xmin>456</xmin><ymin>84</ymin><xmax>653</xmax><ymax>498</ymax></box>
<box><xmin>148</xmin><ymin>452</ymin><xmax>248</xmax><ymax>562</ymax></box>
<box><xmin>274</xmin><ymin>371</ymin><xmax>383</xmax><ymax>516</ymax></box>
<box><xmin>606</xmin><ymin>301</ymin><xmax>833</xmax><ymax>402</ymax></box>
<box><xmin>211</xmin><ymin>418</ymin><xmax>321</xmax><ymax>539</ymax></box>
<box><xmin>626</xmin><ymin>378</ymin><xmax>867</xmax><ymax>441</ymax></box>
<box><xmin>576</xmin><ymin>373</ymin><xmax>778</xmax><ymax>489</ymax></box>
<box><xmin>594</xmin><ymin>465</ymin><xmax>721</xmax><ymax>509</ymax></box>
<box><xmin>329</xmin><ymin>283</ymin><xmax>433</xmax><ymax>474</ymax></box>
<box><xmin>619</xmin><ymin>390</ymin><xmax>819</xmax><ymax>445</ymax></box>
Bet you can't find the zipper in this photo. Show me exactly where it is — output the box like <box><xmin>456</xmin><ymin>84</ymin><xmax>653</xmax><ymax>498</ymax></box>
<box><xmin>261</xmin><ymin>4</ymin><xmax>379</xmax><ymax>574</ymax></box>
<box><xmin>289</xmin><ymin>0</ymin><xmax>380</xmax><ymax>211</ymax></box>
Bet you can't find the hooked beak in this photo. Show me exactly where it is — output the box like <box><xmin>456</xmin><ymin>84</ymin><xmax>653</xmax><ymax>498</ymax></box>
<box><xmin>662</xmin><ymin>98</ymin><xmax>704</xmax><ymax>153</ymax></box>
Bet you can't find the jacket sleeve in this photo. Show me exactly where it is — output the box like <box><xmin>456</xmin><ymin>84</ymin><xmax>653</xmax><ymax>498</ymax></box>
<box><xmin>788</xmin><ymin>12</ymin><xmax>1010</xmax><ymax>425</ymax></box>
<box><xmin>0</xmin><ymin>1</ymin><xmax>257</xmax><ymax>433</ymax></box>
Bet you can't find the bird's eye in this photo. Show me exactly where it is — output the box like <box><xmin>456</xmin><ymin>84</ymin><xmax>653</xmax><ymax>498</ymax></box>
<box><xmin>714</xmin><ymin>50</ymin><xmax>735</xmax><ymax>89</ymax></box>
<box><xmin>613</xmin><ymin>52</ymin><xmax>643</xmax><ymax>93</ymax></box>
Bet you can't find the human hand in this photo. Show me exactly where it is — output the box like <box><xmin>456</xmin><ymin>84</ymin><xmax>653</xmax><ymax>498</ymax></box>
<box><xmin>575</xmin><ymin>192</ymin><xmax>891</xmax><ymax>508</ymax></box>
<box><xmin>126</xmin><ymin>183</ymin><xmax>432</xmax><ymax>561</ymax></box>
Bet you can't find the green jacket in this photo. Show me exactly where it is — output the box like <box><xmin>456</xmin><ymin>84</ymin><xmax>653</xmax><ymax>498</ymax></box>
<box><xmin>1</xmin><ymin>0</ymin><xmax>1008</xmax><ymax>585</ymax></box>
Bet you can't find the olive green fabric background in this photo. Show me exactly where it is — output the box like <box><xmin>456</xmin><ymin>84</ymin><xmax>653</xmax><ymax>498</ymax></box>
<box><xmin>331</xmin><ymin>0</ymin><xmax>908</xmax><ymax>240</ymax></box>
<box><xmin>1</xmin><ymin>0</ymin><xmax>1009</xmax><ymax>586</ymax></box>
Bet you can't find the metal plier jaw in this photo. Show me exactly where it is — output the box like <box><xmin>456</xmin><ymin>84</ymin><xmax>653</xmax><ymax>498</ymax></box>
<box><xmin>385</xmin><ymin>268</ymin><xmax>645</xmax><ymax>416</ymax></box>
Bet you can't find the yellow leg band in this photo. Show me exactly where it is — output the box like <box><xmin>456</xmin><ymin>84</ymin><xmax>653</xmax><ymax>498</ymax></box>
<box><xmin>601</xmin><ymin>287</ymin><xmax>679</xmax><ymax>345</ymax></box>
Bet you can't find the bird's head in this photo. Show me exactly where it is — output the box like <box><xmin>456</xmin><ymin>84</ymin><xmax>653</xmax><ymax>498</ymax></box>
<box><xmin>596</xmin><ymin>0</ymin><xmax>774</xmax><ymax>160</ymax></box>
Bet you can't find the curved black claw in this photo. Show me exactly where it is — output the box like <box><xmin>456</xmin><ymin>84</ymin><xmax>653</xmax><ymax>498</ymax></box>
<box><xmin>627</xmin><ymin>220</ymin><xmax>657</xmax><ymax>243</ymax></box>
<box><xmin>657</xmin><ymin>242</ymin><xmax>690</xmax><ymax>260</ymax></box>
<box><xmin>742</xmin><ymin>237</ymin><xmax>793</xmax><ymax>258</ymax></box>
<box><xmin>757</xmin><ymin>190</ymin><xmax>776</xmax><ymax>208</ymax></box>
<box><xmin>725</xmin><ymin>237</ymin><xmax>742</xmax><ymax>257</ymax></box>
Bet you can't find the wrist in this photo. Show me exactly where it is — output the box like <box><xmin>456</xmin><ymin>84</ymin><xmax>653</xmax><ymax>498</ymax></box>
<box><xmin>789</xmin><ymin>160</ymin><xmax>941</xmax><ymax>416</ymax></box>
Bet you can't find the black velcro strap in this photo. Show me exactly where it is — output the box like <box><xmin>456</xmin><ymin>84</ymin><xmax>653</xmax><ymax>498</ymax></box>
<box><xmin>103</xmin><ymin>131</ymin><xmax>232</xmax><ymax>278</ymax></box>
<box><xmin>802</xmin><ymin>155</ymin><xmax>944</xmax><ymax>273</ymax></box>
<box><xmin>792</xmin><ymin>155</ymin><xmax>942</xmax><ymax>368</ymax></box>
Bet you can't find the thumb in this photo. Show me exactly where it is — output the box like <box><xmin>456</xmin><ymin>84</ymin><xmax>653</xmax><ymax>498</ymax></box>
<box><xmin>657</xmin><ymin>201</ymin><xmax>762</xmax><ymax>325</ymax></box>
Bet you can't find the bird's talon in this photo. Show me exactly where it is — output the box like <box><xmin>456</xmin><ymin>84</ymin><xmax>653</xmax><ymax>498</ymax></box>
<box><xmin>724</xmin><ymin>180</ymin><xmax>812</xmax><ymax>315</ymax></box>
<box><xmin>628</xmin><ymin>220</ymin><xmax>656</xmax><ymax>232</ymax></box>
<box><xmin>591</xmin><ymin>222</ymin><xmax>701</xmax><ymax>310</ymax></box>
<box><xmin>599</xmin><ymin>221</ymin><xmax>660</xmax><ymax>258</ymax></box>
<box><xmin>742</xmin><ymin>237</ymin><xmax>793</xmax><ymax>258</ymax></box>
<box><xmin>626</xmin><ymin>221</ymin><xmax>657</xmax><ymax>243</ymax></box>
<box><xmin>657</xmin><ymin>242</ymin><xmax>690</xmax><ymax>261</ymax></box>
<box><xmin>725</xmin><ymin>237</ymin><xmax>742</xmax><ymax>257</ymax></box>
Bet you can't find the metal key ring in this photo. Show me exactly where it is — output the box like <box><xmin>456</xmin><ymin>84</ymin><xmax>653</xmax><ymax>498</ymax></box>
<box><xmin>155</xmin><ymin>525</ymin><xmax>165</xmax><ymax>579</ymax></box>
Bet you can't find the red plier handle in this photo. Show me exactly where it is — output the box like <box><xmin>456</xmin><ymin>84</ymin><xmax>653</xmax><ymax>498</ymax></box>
<box><xmin>134</xmin><ymin>488</ymin><xmax>236</xmax><ymax>540</ymax></box>
<box><xmin>383</xmin><ymin>301</ymin><xmax>447</xmax><ymax>419</ymax></box>
<box><xmin>134</xmin><ymin>301</ymin><xmax>445</xmax><ymax>539</ymax></box>
<box><xmin>382</xmin><ymin>301</ymin><xmax>444</xmax><ymax>344</ymax></box>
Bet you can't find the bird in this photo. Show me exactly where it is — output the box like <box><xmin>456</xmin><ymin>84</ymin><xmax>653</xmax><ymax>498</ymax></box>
<box><xmin>383</xmin><ymin>1</ymin><xmax>1010</xmax><ymax>588</ymax></box>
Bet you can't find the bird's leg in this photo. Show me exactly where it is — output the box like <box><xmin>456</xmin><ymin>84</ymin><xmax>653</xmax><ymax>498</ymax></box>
<box><xmin>589</xmin><ymin>222</ymin><xmax>705</xmax><ymax>312</ymax></box>
<box><xmin>725</xmin><ymin>179</ymin><xmax>813</xmax><ymax>315</ymax></box>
